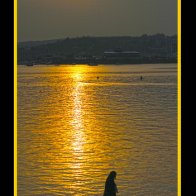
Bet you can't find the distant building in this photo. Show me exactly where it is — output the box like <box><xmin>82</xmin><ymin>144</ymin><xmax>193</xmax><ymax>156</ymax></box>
<box><xmin>104</xmin><ymin>50</ymin><xmax>141</xmax><ymax>59</ymax></box>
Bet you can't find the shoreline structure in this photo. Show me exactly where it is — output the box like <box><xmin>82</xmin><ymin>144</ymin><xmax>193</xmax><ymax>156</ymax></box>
<box><xmin>18</xmin><ymin>34</ymin><xmax>177</xmax><ymax>65</ymax></box>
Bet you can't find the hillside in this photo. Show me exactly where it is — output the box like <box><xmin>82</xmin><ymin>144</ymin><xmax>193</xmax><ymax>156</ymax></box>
<box><xmin>18</xmin><ymin>34</ymin><xmax>177</xmax><ymax>65</ymax></box>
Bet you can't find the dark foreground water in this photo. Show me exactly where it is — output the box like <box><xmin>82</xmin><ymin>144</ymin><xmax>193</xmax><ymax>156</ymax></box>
<box><xmin>18</xmin><ymin>64</ymin><xmax>177</xmax><ymax>196</ymax></box>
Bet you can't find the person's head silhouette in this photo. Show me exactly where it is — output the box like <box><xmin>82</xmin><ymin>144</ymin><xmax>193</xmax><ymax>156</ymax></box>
<box><xmin>108</xmin><ymin>171</ymin><xmax>117</xmax><ymax>180</ymax></box>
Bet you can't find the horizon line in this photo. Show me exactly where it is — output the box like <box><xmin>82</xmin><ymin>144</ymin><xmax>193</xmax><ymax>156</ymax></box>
<box><xmin>18</xmin><ymin>33</ymin><xmax>177</xmax><ymax>43</ymax></box>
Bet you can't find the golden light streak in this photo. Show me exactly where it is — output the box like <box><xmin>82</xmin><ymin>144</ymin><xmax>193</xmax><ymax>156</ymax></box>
<box><xmin>70</xmin><ymin>68</ymin><xmax>86</xmax><ymax>170</ymax></box>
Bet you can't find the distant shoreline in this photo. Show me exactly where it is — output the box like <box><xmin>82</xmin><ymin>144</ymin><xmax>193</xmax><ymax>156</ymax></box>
<box><xmin>19</xmin><ymin>58</ymin><xmax>177</xmax><ymax>66</ymax></box>
<box><xmin>19</xmin><ymin>62</ymin><xmax>177</xmax><ymax>67</ymax></box>
<box><xmin>18</xmin><ymin>34</ymin><xmax>177</xmax><ymax>67</ymax></box>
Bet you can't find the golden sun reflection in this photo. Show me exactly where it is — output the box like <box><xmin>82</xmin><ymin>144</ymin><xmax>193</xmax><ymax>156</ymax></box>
<box><xmin>71</xmin><ymin>83</ymin><xmax>84</xmax><ymax>153</ymax></box>
<box><xmin>70</xmin><ymin>67</ymin><xmax>86</xmax><ymax>169</ymax></box>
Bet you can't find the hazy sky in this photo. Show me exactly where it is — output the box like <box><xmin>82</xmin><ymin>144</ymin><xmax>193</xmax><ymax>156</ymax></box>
<box><xmin>18</xmin><ymin>0</ymin><xmax>177</xmax><ymax>42</ymax></box>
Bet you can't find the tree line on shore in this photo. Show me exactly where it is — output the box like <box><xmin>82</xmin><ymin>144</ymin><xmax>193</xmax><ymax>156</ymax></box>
<box><xmin>18</xmin><ymin>34</ymin><xmax>177</xmax><ymax>65</ymax></box>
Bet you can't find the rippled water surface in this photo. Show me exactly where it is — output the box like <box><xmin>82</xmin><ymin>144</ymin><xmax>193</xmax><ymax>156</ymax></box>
<box><xmin>18</xmin><ymin>64</ymin><xmax>177</xmax><ymax>195</ymax></box>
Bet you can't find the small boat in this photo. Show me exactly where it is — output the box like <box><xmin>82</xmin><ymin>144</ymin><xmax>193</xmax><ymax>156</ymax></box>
<box><xmin>26</xmin><ymin>63</ymin><xmax>34</xmax><ymax>66</ymax></box>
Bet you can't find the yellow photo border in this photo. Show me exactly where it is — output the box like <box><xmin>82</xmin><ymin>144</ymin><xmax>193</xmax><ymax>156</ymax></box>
<box><xmin>14</xmin><ymin>0</ymin><xmax>181</xmax><ymax>195</ymax></box>
<box><xmin>177</xmin><ymin>0</ymin><xmax>181</xmax><ymax>195</ymax></box>
<box><xmin>14</xmin><ymin>0</ymin><xmax>18</xmax><ymax>195</ymax></box>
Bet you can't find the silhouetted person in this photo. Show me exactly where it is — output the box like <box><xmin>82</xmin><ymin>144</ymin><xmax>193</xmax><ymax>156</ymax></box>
<box><xmin>97</xmin><ymin>76</ymin><xmax>99</xmax><ymax>80</ymax></box>
<box><xmin>140</xmin><ymin>76</ymin><xmax>143</xmax><ymax>80</ymax></box>
<box><xmin>103</xmin><ymin>171</ymin><xmax>118</xmax><ymax>196</ymax></box>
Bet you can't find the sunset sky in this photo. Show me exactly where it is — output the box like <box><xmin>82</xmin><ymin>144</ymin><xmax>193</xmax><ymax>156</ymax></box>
<box><xmin>18</xmin><ymin>0</ymin><xmax>177</xmax><ymax>42</ymax></box>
